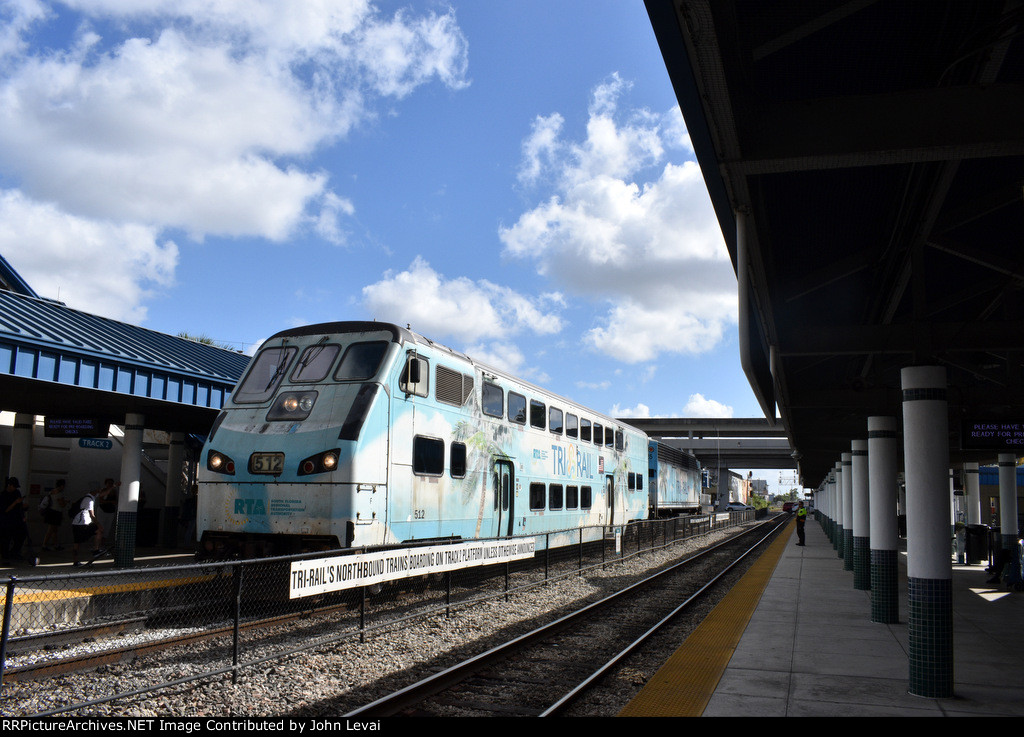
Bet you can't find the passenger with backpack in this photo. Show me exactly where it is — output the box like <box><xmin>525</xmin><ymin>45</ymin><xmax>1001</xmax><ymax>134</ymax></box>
<box><xmin>71</xmin><ymin>491</ymin><xmax>104</xmax><ymax>567</ymax></box>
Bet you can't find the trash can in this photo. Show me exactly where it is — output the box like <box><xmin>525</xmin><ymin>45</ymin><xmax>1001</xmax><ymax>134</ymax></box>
<box><xmin>965</xmin><ymin>524</ymin><xmax>989</xmax><ymax>565</ymax></box>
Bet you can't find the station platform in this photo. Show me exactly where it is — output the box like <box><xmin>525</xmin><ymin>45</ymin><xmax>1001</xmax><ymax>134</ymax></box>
<box><xmin>621</xmin><ymin>517</ymin><xmax>1024</xmax><ymax>717</ymax></box>
<box><xmin>0</xmin><ymin>545</ymin><xmax>195</xmax><ymax>573</ymax></box>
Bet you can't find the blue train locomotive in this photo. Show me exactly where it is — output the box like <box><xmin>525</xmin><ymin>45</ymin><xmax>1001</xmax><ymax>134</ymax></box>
<box><xmin>197</xmin><ymin>321</ymin><xmax>680</xmax><ymax>556</ymax></box>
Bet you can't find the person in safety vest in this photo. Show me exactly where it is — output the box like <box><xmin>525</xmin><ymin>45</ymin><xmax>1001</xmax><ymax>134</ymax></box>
<box><xmin>796</xmin><ymin>501</ymin><xmax>807</xmax><ymax>546</ymax></box>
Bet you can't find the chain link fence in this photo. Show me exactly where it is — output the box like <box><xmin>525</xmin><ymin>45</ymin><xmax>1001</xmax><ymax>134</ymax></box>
<box><xmin>1</xmin><ymin>510</ymin><xmax>751</xmax><ymax>715</ymax></box>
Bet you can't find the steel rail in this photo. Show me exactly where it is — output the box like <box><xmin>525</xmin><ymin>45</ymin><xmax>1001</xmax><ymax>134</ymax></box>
<box><xmin>343</xmin><ymin>517</ymin><xmax>783</xmax><ymax>717</ymax></box>
<box><xmin>540</xmin><ymin>516</ymin><xmax>786</xmax><ymax>716</ymax></box>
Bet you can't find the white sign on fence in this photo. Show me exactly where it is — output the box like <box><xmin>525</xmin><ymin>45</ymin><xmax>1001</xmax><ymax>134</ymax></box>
<box><xmin>289</xmin><ymin>538</ymin><xmax>537</xmax><ymax>599</ymax></box>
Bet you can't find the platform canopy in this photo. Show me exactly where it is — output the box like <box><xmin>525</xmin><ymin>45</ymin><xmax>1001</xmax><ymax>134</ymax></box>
<box><xmin>646</xmin><ymin>0</ymin><xmax>1024</xmax><ymax>486</ymax></box>
<box><xmin>0</xmin><ymin>279</ymin><xmax>249</xmax><ymax>433</ymax></box>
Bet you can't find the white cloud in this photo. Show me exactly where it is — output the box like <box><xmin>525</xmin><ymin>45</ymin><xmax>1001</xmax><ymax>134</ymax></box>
<box><xmin>501</xmin><ymin>75</ymin><xmax>735</xmax><ymax>364</ymax></box>
<box><xmin>362</xmin><ymin>256</ymin><xmax>564</xmax><ymax>343</ymax></box>
<box><xmin>0</xmin><ymin>190</ymin><xmax>177</xmax><ymax>323</ymax></box>
<box><xmin>519</xmin><ymin>113</ymin><xmax>564</xmax><ymax>185</ymax></box>
<box><xmin>583</xmin><ymin>295</ymin><xmax>734</xmax><ymax>363</ymax></box>
<box><xmin>0</xmin><ymin>1</ymin><xmax>469</xmax><ymax>320</ymax></box>
<box><xmin>683</xmin><ymin>393</ymin><xmax>733</xmax><ymax>418</ymax></box>
<box><xmin>611</xmin><ymin>402</ymin><xmax>651</xmax><ymax>419</ymax></box>
<box><xmin>462</xmin><ymin>340</ymin><xmax>550</xmax><ymax>384</ymax></box>
<box><xmin>0</xmin><ymin>0</ymin><xmax>49</xmax><ymax>60</ymax></box>
<box><xmin>314</xmin><ymin>191</ymin><xmax>357</xmax><ymax>246</ymax></box>
<box><xmin>464</xmin><ymin>341</ymin><xmax>526</xmax><ymax>375</ymax></box>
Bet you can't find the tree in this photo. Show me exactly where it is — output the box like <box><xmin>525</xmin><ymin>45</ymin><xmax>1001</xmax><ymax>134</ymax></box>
<box><xmin>177</xmin><ymin>332</ymin><xmax>234</xmax><ymax>350</ymax></box>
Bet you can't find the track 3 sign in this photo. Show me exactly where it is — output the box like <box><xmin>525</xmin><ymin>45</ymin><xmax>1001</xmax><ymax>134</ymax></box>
<box><xmin>289</xmin><ymin>538</ymin><xmax>537</xmax><ymax>598</ymax></box>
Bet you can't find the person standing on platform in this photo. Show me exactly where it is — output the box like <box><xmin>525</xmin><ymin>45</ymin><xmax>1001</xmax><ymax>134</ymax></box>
<box><xmin>39</xmin><ymin>479</ymin><xmax>67</xmax><ymax>551</ymax></box>
<box><xmin>796</xmin><ymin>500</ymin><xmax>807</xmax><ymax>546</ymax></box>
<box><xmin>71</xmin><ymin>491</ymin><xmax>103</xmax><ymax>567</ymax></box>
<box><xmin>95</xmin><ymin>478</ymin><xmax>119</xmax><ymax>546</ymax></box>
<box><xmin>1</xmin><ymin>477</ymin><xmax>28</xmax><ymax>564</ymax></box>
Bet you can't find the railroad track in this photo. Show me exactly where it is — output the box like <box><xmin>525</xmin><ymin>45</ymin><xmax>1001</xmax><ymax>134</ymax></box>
<box><xmin>341</xmin><ymin>516</ymin><xmax>787</xmax><ymax>717</ymax></box>
<box><xmin>4</xmin><ymin>516</ymin><xmax>769</xmax><ymax>717</ymax></box>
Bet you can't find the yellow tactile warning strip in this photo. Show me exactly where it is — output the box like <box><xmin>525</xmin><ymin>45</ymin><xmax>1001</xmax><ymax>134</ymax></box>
<box><xmin>0</xmin><ymin>574</ymin><xmax>219</xmax><ymax>606</ymax></box>
<box><xmin>618</xmin><ymin>519</ymin><xmax>794</xmax><ymax>717</ymax></box>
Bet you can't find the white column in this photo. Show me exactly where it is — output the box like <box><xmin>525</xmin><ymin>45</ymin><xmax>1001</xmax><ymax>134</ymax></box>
<box><xmin>852</xmin><ymin>439</ymin><xmax>869</xmax><ymax>588</ymax></box>
<box><xmin>8</xmin><ymin>413</ymin><xmax>33</xmax><ymax>487</ymax></box>
<box><xmin>964</xmin><ymin>462</ymin><xmax>980</xmax><ymax>526</ymax></box>
<box><xmin>901</xmin><ymin>365</ymin><xmax>952</xmax><ymax>698</ymax></box>
<box><xmin>868</xmin><ymin>416</ymin><xmax>899</xmax><ymax>623</ymax></box>
<box><xmin>114</xmin><ymin>412</ymin><xmax>145</xmax><ymax>567</ymax></box>
<box><xmin>842</xmin><ymin>452</ymin><xmax>854</xmax><ymax>570</ymax></box>
<box><xmin>998</xmin><ymin>453</ymin><xmax>1018</xmax><ymax>549</ymax></box>
<box><xmin>163</xmin><ymin>432</ymin><xmax>185</xmax><ymax>547</ymax></box>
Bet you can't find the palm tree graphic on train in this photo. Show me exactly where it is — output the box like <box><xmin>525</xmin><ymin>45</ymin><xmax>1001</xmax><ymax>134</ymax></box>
<box><xmin>452</xmin><ymin>417</ymin><xmax>515</xmax><ymax>539</ymax></box>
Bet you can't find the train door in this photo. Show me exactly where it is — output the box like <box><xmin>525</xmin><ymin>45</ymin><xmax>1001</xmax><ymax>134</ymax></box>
<box><xmin>493</xmin><ymin>459</ymin><xmax>514</xmax><ymax>537</ymax></box>
<box><xmin>605</xmin><ymin>474</ymin><xmax>614</xmax><ymax>526</ymax></box>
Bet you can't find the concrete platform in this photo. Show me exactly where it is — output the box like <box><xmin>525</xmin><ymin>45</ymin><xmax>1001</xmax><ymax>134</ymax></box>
<box><xmin>702</xmin><ymin>520</ymin><xmax>1024</xmax><ymax>717</ymax></box>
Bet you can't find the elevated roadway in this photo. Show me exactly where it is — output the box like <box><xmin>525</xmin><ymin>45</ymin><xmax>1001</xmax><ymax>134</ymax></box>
<box><xmin>621</xmin><ymin>417</ymin><xmax>796</xmax><ymax>470</ymax></box>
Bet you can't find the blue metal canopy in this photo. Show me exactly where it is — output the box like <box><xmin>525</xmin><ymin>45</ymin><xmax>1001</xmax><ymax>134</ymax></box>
<box><xmin>0</xmin><ymin>288</ymin><xmax>249</xmax><ymax>432</ymax></box>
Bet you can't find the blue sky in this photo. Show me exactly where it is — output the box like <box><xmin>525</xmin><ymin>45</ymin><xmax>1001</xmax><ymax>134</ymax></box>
<box><xmin>0</xmin><ymin>1</ymin><xmax>780</xmax><ymax>480</ymax></box>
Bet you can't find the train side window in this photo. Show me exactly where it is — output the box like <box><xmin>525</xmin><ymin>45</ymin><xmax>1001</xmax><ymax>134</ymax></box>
<box><xmin>628</xmin><ymin>472</ymin><xmax>636</xmax><ymax>490</ymax></box>
<box><xmin>530</xmin><ymin>400</ymin><xmax>546</xmax><ymax>430</ymax></box>
<box><xmin>605</xmin><ymin>427</ymin><xmax>614</xmax><ymax>447</ymax></box>
<box><xmin>529</xmin><ymin>482</ymin><xmax>545</xmax><ymax>510</ymax></box>
<box><xmin>637</xmin><ymin>473</ymin><xmax>643</xmax><ymax>491</ymax></box>
<box><xmin>508</xmin><ymin>392</ymin><xmax>527</xmax><ymax>424</ymax></box>
<box><xmin>234</xmin><ymin>346</ymin><xmax>297</xmax><ymax>403</ymax></box>
<box><xmin>399</xmin><ymin>354</ymin><xmax>429</xmax><ymax>397</ymax></box>
<box><xmin>336</xmin><ymin>341</ymin><xmax>389</xmax><ymax>381</ymax></box>
<box><xmin>566</xmin><ymin>485</ymin><xmax>579</xmax><ymax>509</ymax></box>
<box><xmin>450</xmin><ymin>442</ymin><xmax>467</xmax><ymax>478</ymax></box>
<box><xmin>549</xmin><ymin>407</ymin><xmax>563</xmax><ymax>435</ymax></box>
<box><xmin>580</xmin><ymin>419</ymin><xmax>592</xmax><ymax>443</ymax></box>
<box><xmin>566</xmin><ymin>414</ymin><xmax>578</xmax><ymax>439</ymax></box>
<box><xmin>291</xmin><ymin>344</ymin><xmax>340</xmax><ymax>383</ymax></box>
<box><xmin>581</xmin><ymin>485</ymin><xmax>592</xmax><ymax>509</ymax></box>
<box><xmin>615</xmin><ymin>430</ymin><xmax>624</xmax><ymax>451</ymax></box>
<box><xmin>593</xmin><ymin>423</ymin><xmax>602</xmax><ymax>446</ymax></box>
<box><xmin>549</xmin><ymin>484</ymin><xmax>563</xmax><ymax>510</ymax></box>
<box><xmin>482</xmin><ymin>382</ymin><xmax>504</xmax><ymax>418</ymax></box>
<box><xmin>412</xmin><ymin>435</ymin><xmax>444</xmax><ymax>475</ymax></box>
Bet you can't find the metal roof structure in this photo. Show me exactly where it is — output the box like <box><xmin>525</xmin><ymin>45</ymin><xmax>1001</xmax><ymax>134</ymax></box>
<box><xmin>0</xmin><ymin>287</ymin><xmax>250</xmax><ymax>432</ymax></box>
<box><xmin>646</xmin><ymin>0</ymin><xmax>1024</xmax><ymax>487</ymax></box>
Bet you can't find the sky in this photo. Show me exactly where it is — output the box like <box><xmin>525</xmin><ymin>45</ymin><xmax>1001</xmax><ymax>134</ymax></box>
<box><xmin>0</xmin><ymin>1</ymin><xmax>792</xmax><ymax>492</ymax></box>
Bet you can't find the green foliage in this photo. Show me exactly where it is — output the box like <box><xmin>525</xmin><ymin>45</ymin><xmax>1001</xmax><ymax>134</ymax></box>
<box><xmin>750</xmin><ymin>493</ymin><xmax>769</xmax><ymax>510</ymax></box>
<box><xmin>177</xmin><ymin>332</ymin><xmax>233</xmax><ymax>350</ymax></box>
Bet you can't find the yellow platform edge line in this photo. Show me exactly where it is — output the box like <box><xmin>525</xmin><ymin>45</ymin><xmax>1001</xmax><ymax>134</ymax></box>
<box><xmin>618</xmin><ymin>519</ymin><xmax>795</xmax><ymax>717</ymax></box>
<box><xmin>0</xmin><ymin>574</ymin><xmax>218</xmax><ymax>606</ymax></box>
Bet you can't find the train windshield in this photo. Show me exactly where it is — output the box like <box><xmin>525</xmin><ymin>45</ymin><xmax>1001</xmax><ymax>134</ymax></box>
<box><xmin>233</xmin><ymin>346</ymin><xmax>298</xmax><ymax>403</ymax></box>
<box><xmin>334</xmin><ymin>341</ymin><xmax>389</xmax><ymax>381</ymax></box>
<box><xmin>291</xmin><ymin>343</ymin><xmax>340</xmax><ymax>382</ymax></box>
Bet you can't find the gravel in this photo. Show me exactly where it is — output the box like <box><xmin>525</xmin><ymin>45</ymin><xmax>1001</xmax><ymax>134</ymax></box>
<box><xmin>3</xmin><ymin>523</ymin><xmax>755</xmax><ymax>718</ymax></box>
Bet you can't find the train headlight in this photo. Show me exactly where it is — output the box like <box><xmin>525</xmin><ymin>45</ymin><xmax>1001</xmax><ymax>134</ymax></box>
<box><xmin>267</xmin><ymin>391</ymin><xmax>318</xmax><ymax>421</ymax></box>
<box><xmin>207</xmin><ymin>450</ymin><xmax>236</xmax><ymax>475</ymax></box>
<box><xmin>298</xmin><ymin>449</ymin><xmax>341</xmax><ymax>476</ymax></box>
<box><xmin>322</xmin><ymin>451</ymin><xmax>338</xmax><ymax>471</ymax></box>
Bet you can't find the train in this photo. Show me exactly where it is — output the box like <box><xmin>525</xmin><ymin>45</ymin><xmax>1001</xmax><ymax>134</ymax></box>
<box><xmin>196</xmin><ymin>321</ymin><xmax>702</xmax><ymax>557</ymax></box>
